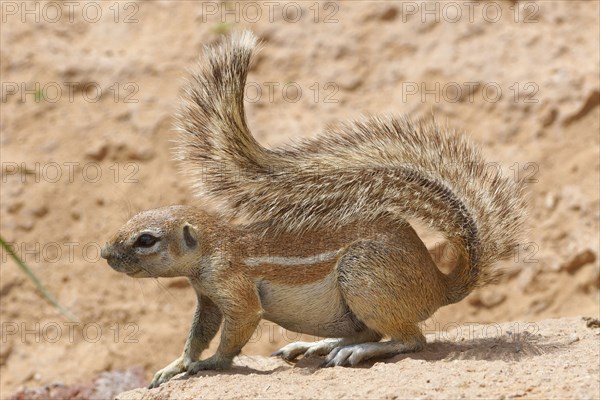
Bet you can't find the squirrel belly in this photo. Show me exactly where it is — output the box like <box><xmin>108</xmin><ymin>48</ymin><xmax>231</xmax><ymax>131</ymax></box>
<box><xmin>176</xmin><ymin>30</ymin><xmax>527</xmax><ymax>303</ymax></box>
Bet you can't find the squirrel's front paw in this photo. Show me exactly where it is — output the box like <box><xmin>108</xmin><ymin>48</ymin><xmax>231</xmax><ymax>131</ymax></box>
<box><xmin>149</xmin><ymin>356</ymin><xmax>188</xmax><ymax>389</ymax></box>
<box><xmin>186</xmin><ymin>356</ymin><xmax>232</xmax><ymax>376</ymax></box>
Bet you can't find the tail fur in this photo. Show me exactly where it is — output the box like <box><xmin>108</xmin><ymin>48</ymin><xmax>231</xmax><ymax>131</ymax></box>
<box><xmin>175</xmin><ymin>31</ymin><xmax>527</xmax><ymax>302</ymax></box>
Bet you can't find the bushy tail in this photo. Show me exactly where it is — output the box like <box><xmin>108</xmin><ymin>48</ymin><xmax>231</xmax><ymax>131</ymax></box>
<box><xmin>175</xmin><ymin>31</ymin><xmax>270</xmax><ymax>175</ymax></box>
<box><xmin>175</xmin><ymin>31</ymin><xmax>527</xmax><ymax>303</ymax></box>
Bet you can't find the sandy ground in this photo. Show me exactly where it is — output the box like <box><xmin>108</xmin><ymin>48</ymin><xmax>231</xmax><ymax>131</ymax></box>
<box><xmin>117</xmin><ymin>317</ymin><xmax>600</xmax><ymax>400</ymax></box>
<box><xmin>1</xmin><ymin>1</ymin><xmax>599</xmax><ymax>399</ymax></box>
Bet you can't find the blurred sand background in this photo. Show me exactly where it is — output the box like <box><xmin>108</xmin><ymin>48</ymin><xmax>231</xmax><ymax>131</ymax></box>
<box><xmin>1</xmin><ymin>1</ymin><xmax>599</xmax><ymax>398</ymax></box>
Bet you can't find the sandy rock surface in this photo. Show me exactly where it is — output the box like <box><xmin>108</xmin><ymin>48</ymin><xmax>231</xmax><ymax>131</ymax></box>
<box><xmin>117</xmin><ymin>318</ymin><xmax>599</xmax><ymax>400</ymax></box>
<box><xmin>1</xmin><ymin>1</ymin><xmax>598</xmax><ymax>399</ymax></box>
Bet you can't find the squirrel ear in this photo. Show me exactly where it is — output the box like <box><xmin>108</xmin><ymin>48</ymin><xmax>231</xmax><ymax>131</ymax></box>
<box><xmin>182</xmin><ymin>224</ymin><xmax>198</xmax><ymax>249</ymax></box>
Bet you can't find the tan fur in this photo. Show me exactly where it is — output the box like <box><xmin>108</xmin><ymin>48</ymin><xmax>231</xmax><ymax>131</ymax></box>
<box><xmin>101</xmin><ymin>31</ymin><xmax>526</xmax><ymax>388</ymax></box>
<box><xmin>245</xmin><ymin>260</ymin><xmax>334</xmax><ymax>285</ymax></box>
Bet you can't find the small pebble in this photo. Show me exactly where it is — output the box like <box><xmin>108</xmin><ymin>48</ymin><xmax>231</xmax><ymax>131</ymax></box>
<box><xmin>567</xmin><ymin>334</ymin><xmax>579</xmax><ymax>344</ymax></box>
<box><xmin>560</xmin><ymin>249</ymin><xmax>596</xmax><ymax>273</ymax></box>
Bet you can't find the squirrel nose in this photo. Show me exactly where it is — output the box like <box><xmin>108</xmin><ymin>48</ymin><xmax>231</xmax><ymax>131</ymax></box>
<box><xmin>100</xmin><ymin>244</ymin><xmax>111</xmax><ymax>259</ymax></box>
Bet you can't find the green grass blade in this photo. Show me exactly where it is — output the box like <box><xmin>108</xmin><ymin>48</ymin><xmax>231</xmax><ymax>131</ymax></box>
<box><xmin>0</xmin><ymin>235</ymin><xmax>78</xmax><ymax>322</ymax></box>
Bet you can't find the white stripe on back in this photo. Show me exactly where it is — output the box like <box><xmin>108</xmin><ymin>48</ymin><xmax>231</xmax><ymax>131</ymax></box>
<box><xmin>244</xmin><ymin>250</ymin><xmax>339</xmax><ymax>267</ymax></box>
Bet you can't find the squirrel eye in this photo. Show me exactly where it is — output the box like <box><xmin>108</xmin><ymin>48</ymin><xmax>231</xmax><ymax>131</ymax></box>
<box><xmin>134</xmin><ymin>233</ymin><xmax>159</xmax><ymax>248</ymax></box>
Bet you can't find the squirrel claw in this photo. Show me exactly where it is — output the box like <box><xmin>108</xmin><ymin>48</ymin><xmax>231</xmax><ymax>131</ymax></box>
<box><xmin>272</xmin><ymin>341</ymin><xmax>311</xmax><ymax>361</ymax></box>
<box><xmin>322</xmin><ymin>344</ymin><xmax>369</xmax><ymax>367</ymax></box>
<box><xmin>187</xmin><ymin>357</ymin><xmax>231</xmax><ymax>376</ymax></box>
<box><xmin>148</xmin><ymin>356</ymin><xmax>189</xmax><ymax>388</ymax></box>
<box><xmin>273</xmin><ymin>339</ymin><xmax>342</xmax><ymax>361</ymax></box>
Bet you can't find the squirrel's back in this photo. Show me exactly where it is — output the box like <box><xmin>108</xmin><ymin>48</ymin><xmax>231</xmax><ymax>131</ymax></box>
<box><xmin>175</xmin><ymin>31</ymin><xmax>526</xmax><ymax>301</ymax></box>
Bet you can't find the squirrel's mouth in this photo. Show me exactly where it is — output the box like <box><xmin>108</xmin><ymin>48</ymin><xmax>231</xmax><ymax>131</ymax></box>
<box><xmin>125</xmin><ymin>268</ymin><xmax>147</xmax><ymax>277</ymax></box>
<box><xmin>106</xmin><ymin>259</ymin><xmax>146</xmax><ymax>277</ymax></box>
<box><xmin>102</xmin><ymin>250</ymin><xmax>127</xmax><ymax>272</ymax></box>
<box><xmin>104</xmin><ymin>256</ymin><xmax>124</xmax><ymax>271</ymax></box>
<box><xmin>101</xmin><ymin>245</ymin><xmax>149</xmax><ymax>277</ymax></box>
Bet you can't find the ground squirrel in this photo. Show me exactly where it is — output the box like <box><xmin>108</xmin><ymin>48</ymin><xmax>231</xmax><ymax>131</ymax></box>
<box><xmin>101</xmin><ymin>31</ymin><xmax>526</xmax><ymax>388</ymax></box>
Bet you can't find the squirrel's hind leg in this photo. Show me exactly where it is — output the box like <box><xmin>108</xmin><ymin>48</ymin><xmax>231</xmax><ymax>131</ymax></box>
<box><xmin>273</xmin><ymin>330</ymin><xmax>381</xmax><ymax>361</ymax></box>
<box><xmin>322</xmin><ymin>330</ymin><xmax>425</xmax><ymax>367</ymax></box>
<box><xmin>324</xmin><ymin>234</ymin><xmax>440</xmax><ymax>367</ymax></box>
<box><xmin>273</xmin><ymin>338</ymin><xmax>342</xmax><ymax>361</ymax></box>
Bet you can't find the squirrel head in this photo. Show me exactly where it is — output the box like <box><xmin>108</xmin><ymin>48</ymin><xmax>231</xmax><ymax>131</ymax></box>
<box><xmin>101</xmin><ymin>205</ymin><xmax>205</xmax><ymax>278</ymax></box>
